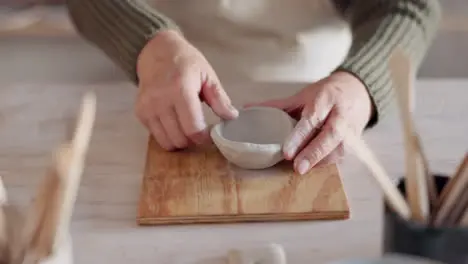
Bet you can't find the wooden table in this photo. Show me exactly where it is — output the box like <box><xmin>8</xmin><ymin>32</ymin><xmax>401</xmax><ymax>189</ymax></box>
<box><xmin>0</xmin><ymin>79</ymin><xmax>466</xmax><ymax>264</ymax></box>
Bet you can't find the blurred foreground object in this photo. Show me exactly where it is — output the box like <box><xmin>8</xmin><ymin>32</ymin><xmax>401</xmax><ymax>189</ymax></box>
<box><xmin>0</xmin><ymin>0</ymin><xmax>73</xmax><ymax>36</ymax></box>
<box><xmin>329</xmin><ymin>254</ymin><xmax>445</xmax><ymax>264</ymax></box>
<box><xmin>0</xmin><ymin>92</ymin><xmax>95</xmax><ymax>264</ymax></box>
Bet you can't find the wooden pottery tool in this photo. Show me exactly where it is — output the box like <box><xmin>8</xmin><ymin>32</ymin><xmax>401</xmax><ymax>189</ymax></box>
<box><xmin>137</xmin><ymin>138</ymin><xmax>349</xmax><ymax>225</ymax></box>
<box><xmin>54</xmin><ymin>91</ymin><xmax>95</xmax><ymax>246</ymax></box>
<box><xmin>459</xmin><ymin>209</ymin><xmax>468</xmax><ymax>227</ymax></box>
<box><xmin>389</xmin><ymin>49</ymin><xmax>433</xmax><ymax>223</ymax></box>
<box><xmin>413</xmin><ymin>134</ymin><xmax>436</xmax><ymax>208</ymax></box>
<box><xmin>443</xmin><ymin>185</ymin><xmax>468</xmax><ymax>226</ymax></box>
<box><xmin>431</xmin><ymin>154</ymin><xmax>468</xmax><ymax>226</ymax></box>
<box><xmin>15</xmin><ymin>92</ymin><xmax>96</xmax><ymax>264</ymax></box>
<box><xmin>343</xmin><ymin>131</ymin><xmax>410</xmax><ymax>220</ymax></box>
<box><xmin>18</xmin><ymin>153</ymin><xmax>66</xmax><ymax>263</ymax></box>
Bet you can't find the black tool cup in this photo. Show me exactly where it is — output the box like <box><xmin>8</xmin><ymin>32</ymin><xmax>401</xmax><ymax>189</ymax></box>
<box><xmin>382</xmin><ymin>174</ymin><xmax>468</xmax><ymax>264</ymax></box>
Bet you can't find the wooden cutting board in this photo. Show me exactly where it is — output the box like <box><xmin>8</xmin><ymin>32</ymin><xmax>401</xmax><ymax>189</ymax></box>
<box><xmin>137</xmin><ymin>137</ymin><xmax>350</xmax><ymax>225</ymax></box>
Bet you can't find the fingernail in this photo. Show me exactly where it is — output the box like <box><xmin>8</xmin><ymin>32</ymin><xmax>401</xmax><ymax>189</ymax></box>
<box><xmin>229</xmin><ymin>105</ymin><xmax>239</xmax><ymax>116</ymax></box>
<box><xmin>297</xmin><ymin>159</ymin><xmax>310</xmax><ymax>175</ymax></box>
<box><xmin>283</xmin><ymin>142</ymin><xmax>296</xmax><ymax>159</ymax></box>
<box><xmin>284</xmin><ymin>148</ymin><xmax>294</xmax><ymax>160</ymax></box>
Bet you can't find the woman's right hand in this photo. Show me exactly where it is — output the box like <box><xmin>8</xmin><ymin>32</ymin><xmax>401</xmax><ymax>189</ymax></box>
<box><xmin>135</xmin><ymin>30</ymin><xmax>239</xmax><ymax>151</ymax></box>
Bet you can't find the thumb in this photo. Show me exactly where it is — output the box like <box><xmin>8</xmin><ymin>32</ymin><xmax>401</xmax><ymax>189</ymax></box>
<box><xmin>201</xmin><ymin>79</ymin><xmax>239</xmax><ymax>120</ymax></box>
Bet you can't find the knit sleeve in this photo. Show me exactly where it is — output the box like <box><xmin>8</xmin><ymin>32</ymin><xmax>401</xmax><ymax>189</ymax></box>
<box><xmin>65</xmin><ymin>0</ymin><xmax>180</xmax><ymax>83</ymax></box>
<box><xmin>333</xmin><ymin>0</ymin><xmax>441</xmax><ymax>128</ymax></box>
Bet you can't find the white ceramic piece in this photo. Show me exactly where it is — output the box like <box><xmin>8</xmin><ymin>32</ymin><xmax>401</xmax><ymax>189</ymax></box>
<box><xmin>227</xmin><ymin>243</ymin><xmax>287</xmax><ymax>264</ymax></box>
<box><xmin>211</xmin><ymin>107</ymin><xmax>296</xmax><ymax>169</ymax></box>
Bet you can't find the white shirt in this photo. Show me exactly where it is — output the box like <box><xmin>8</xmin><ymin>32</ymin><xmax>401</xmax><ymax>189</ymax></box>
<box><xmin>149</xmin><ymin>0</ymin><xmax>352</xmax><ymax>93</ymax></box>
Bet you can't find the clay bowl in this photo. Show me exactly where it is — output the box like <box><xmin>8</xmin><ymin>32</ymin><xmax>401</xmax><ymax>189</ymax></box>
<box><xmin>210</xmin><ymin>106</ymin><xmax>297</xmax><ymax>169</ymax></box>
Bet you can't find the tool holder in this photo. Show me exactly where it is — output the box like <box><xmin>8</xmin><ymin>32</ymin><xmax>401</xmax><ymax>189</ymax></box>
<box><xmin>344</xmin><ymin>50</ymin><xmax>468</xmax><ymax>264</ymax></box>
<box><xmin>383</xmin><ymin>174</ymin><xmax>468</xmax><ymax>264</ymax></box>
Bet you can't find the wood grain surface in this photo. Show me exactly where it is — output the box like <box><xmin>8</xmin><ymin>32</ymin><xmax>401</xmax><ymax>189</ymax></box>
<box><xmin>137</xmin><ymin>137</ymin><xmax>350</xmax><ymax>225</ymax></box>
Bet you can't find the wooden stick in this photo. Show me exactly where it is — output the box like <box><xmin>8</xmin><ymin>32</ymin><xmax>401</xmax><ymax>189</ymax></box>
<box><xmin>54</xmin><ymin>91</ymin><xmax>95</xmax><ymax>247</ymax></box>
<box><xmin>413</xmin><ymin>134</ymin><xmax>437</xmax><ymax>209</ymax></box>
<box><xmin>344</xmin><ymin>132</ymin><xmax>411</xmax><ymax>220</ymax></box>
<box><xmin>444</xmin><ymin>184</ymin><xmax>468</xmax><ymax>226</ymax></box>
<box><xmin>459</xmin><ymin>208</ymin><xmax>468</xmax><ymax>227</ymax></box>
<box><xmin>28</xmin><ymin>160</ymin><xmax>65</xmax><ymax>262</ymax></box>
<box><xmin>15</xmin><ymin>153</ymin><xmax>64</xmax><ymax>264</ymax></box>
<box><xmin>389</xmin><ymin>50</ymin><xmax>430</xmax><ymax>222</ymax></box>
<box><xmin>16</xmin><ymin>91</ymin><xmax>96</xmax><ymax>264</ymax></box>
<box><xmin>434</xmin><ymin>154</ymin><xmax>468</xmax><ymax>210</ymax></box>
<box><xmin>432</xmin><ymin>154</ymin><xmax>468</xmax><ymax>226</ymax></box>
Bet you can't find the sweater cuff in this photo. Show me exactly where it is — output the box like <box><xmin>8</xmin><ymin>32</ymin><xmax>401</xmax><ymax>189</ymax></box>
<box><xmin>335</xmin><ymin>60</ymin><xmax>393</xmax><ymax>130</ymax></box>
<box><xmin>337</xmin><ymin>28</ymin><xmax>438</xmax><ymax>128</ymax></box>
<box><xmin>66</xmin><ymin>0</ymin><xmax>180</xmax><ymax>83</ymax></box>
<box><xmin>335</xmin><ymin>1</ymin><xmax>441</xmax><ymax>129</ymax></box>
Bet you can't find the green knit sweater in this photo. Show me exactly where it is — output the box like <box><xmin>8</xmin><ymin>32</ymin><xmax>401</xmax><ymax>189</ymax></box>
<box><xmin>65</xmin><ymin>0</ymin><xmax>441</xmax><ymax>127</ymax></box>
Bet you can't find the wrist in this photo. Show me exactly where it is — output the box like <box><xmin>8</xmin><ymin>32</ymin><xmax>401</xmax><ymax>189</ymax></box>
<box><xmin>137</xmin><ymin>29</ymin><xmax>188</xmax><ymax>80</ymax></box>
<box><xmin>138</xmin><ymin>29</ymin><xmax>186</xmax><ymax>59</ymax></box>
<box><xmin>150</xmin><ymin>29</ymin><xmax>187</xmax><ymax>47</ymax></box>
<box><xmin>332</xmin><ymin>71</ymin><xmax>375</xmax><ymax>125</ymax></box>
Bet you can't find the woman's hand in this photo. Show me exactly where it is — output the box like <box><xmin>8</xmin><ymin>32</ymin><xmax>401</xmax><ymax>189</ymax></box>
<box><xmin>247</xmin><ymin>71</ymin><xmax>374</xmax><ymax>175</ymax></box>
<box><xmin>136</xmin><ymin>30</ymin><xmax>239</xmax><ymax>151</ymax></box>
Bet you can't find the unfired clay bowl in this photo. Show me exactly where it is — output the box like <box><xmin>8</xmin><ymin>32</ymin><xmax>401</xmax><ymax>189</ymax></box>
<box><xmin>210</xmin><ymin>106</ymin><xmax>297</xmax><ymax>169</ymax></box>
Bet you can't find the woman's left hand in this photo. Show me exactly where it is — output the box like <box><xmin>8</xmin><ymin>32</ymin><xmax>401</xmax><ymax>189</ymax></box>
<box><xmin>246</xmin><ymin>71</ymin><xmax>374</xmax><ymax>175</ymax></box>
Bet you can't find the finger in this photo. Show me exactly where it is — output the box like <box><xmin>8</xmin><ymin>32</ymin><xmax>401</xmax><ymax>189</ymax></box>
<box><xmin>202</xmin><ymin>79</ymin><xmax>239</xmax><ymax>120</ymax></box>
<box><xmin>160</xmin><ymin>107</ymin><xmax>189</xmax><ymax>149</ymax></box>
<box><xmin>293</xmin><ymin>109</ymin><xmax>346</xmax><ymax>175</ymax></box>
<box><xmin>282</xmin><ymin>103</ymin><xmax>333</xmax><ymax>160</ymax></box>
<box><xmin>314</xmin><ymin>143</ymin><xmax>345</xmax><ymax>168</ymax></box>
<box><xmin>134</xmin><ymin>92</ymin><xmax>151</xmax><ymax>129</ymax></box>
<box><xmin>175</xmin><ymin>89</ymin><xmax>210</xmax><ymax>145</ymax></box>
<box><xmin>148</xmin><ymin>119</ymin><xmax>175</xmax><ymax>151</ymax></box>
<box><xmin>244</xmin><ymin>95</ymin><xmax>298</xmax><ymax>112</ymax></box>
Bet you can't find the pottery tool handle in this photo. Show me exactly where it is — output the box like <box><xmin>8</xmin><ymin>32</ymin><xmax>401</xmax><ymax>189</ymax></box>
<box><xmin>449</xmin><ymin>186</ymin><xmax>468</xmax><ymax>226</ymax></box>
<box><xmin>436</xmin><ymin>173</ymin><xmax>468</xmax><ymax>227</ymax></box>
<box><xmin>344</xmin><ymin>132</ymin><xmax>411</xmax><ymax>220</ymax></box>
<box><xmin>54</xmin><ymin>91</ymin><xmax>96</xmax><ymax>248</ymax></box>
<box><xmin>15</xmin><ymin>92</ymin><xmax>96</xmax><ymax>264</ymax></box>
<box><xmin>459</xmin><ymin>208</ymin><xmax>468</xmax><ymax>227</ymax></box>
<box><xmin>432</xmin><ymin>153</ymin><xmax>468</xmax><ymax>226</ymax></box>
<box><xmin>14</xmin><ymin>151</ymin><xmax>64</xmax><ymax>264</ymax></box>
<box><xmin>413</xmin><ymin>135</ymin><xmax>437</xmax><ymax>208</ymax></box>
<box><xmin>432</xmin><ymin>154</ymin><xmax>465</xmax><ymax>215</ymax></box>
<box><xmin>389</xmin><ymin>49</ymin><xmax>430</xmax><ymax>222</ymax></box>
